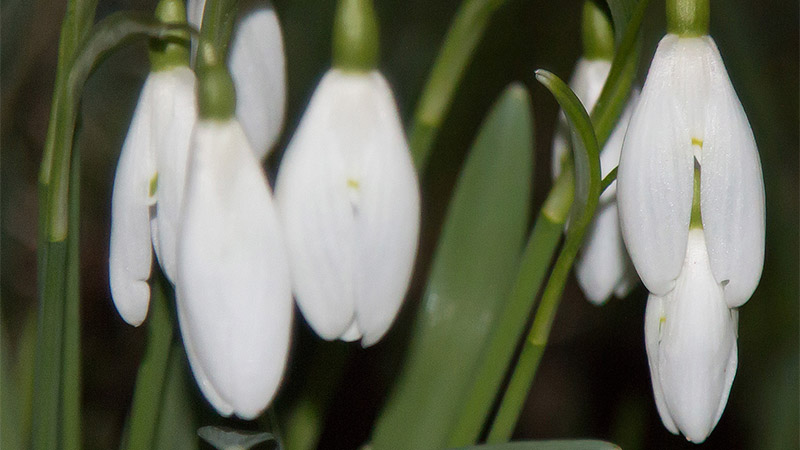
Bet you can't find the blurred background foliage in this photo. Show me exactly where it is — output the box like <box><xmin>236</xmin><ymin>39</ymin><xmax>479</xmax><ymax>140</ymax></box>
<box><xmin>1</xmin><ymin>0</ymin><xmax>797</xmax><ymax>449</ymax></box>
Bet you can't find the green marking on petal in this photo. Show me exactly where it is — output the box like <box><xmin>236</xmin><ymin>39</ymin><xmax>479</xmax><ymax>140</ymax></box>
<box><xmin>347</xmin><ymin>178</ymin><xmax>360</xmax><ymax>189</ymax></box>
<box><xmin>691</xmin><ymin>137</ymin><xmax>704</xmax><ymax>148</ymax></box>
<box><xmin>149</xmin><ymin>172</ymin><xmax>159</xmax><ymax>198</ymax></box>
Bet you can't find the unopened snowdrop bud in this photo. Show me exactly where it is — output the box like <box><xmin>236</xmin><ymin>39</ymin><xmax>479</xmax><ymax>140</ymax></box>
<box><xmin>551</xmin><ymin>1</ymin><xmax>637</xmax><ymax>304</ymax></box>
<box><xmin>109</xmin><ymin>0</ymin><xmax>196</xmax><ymax>326</ymax></box>
<box><xmin>176</xmin><ymin>58</ymin><xmax>292</xmax><ymax>419</ymax></box>
<box><xmin>644</xmin><ymin>229</ymin><xmax>738</xmax><ymax>443</ymax></box>
<box><xmin>187</xmin><ymin>0</ymin><xmax>287</xmax><ymax>157</ymax></box>
<box><xmin>618</xmin><ymin>0</ymin><xmax>764</xmax><ymax>441</ymax></box>
<box><xmin>275</xmin><ymin>0</ymin><xmax>420</xmax><ymax>347</ymax></box>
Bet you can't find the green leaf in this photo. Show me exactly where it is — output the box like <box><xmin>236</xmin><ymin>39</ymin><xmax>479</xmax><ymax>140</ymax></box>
<box><xmin>410</xmin><ymin>0</ymin><xmax>511</xmax><ymax>172</ymax></box>
<box><xmin>198</xmin><ymin>426</ymin><xmax>276</xmax><ymax>450</ymax></box>
<box><xmin>452</xmin><ymin>440</ymin><xmax>621</xmax><ymax>450</ymax></box>
<box><xmin>451</xmin><ymin>3</ymin><xmax>648</xmax><ymax>444</ymax></box>
<box><xmin>485</xmin><ymin>70</ymin><xmax>601</xmax><ymax>443</ymax></box>
<box><xmin>371</xmin><ymin>84</ymin><xmax>534</xmax><ymax>450</ymax></box>
<box><xmin>33</xmin><ymin>1</ymin><xmax>97</xmax><ymax>448</ymax></box>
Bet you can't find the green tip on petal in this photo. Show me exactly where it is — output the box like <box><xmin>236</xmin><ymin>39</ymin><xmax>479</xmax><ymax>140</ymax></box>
<box><xmin>197</xmin><ymin>43</ymin><xmax>236</xmax><ymax>120</ymax></box>
<box><xmin>581</xmin><ymin>0</ymin><xmax>614</xmax><ymax>61</ymax></box>
<box><xmin>149</xmin><ymin>0</ymin><xmax>190</xmax><ymax>71</ymax></box>
<box><xmin>666</xmin><ymin>0</ymin><xmax>710</xmax><ymax>37</ymax></box>
<box><xmin>332</xmin><ymin>0</ymin><xmax>379</xmax><ymax>72</ymax></box>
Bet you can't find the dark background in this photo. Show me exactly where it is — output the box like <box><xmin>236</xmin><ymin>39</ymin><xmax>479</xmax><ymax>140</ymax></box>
<box><xmin>1</xmin><ymin>0</ymin><xmax>797</xmax><ymax>449</ymax></box>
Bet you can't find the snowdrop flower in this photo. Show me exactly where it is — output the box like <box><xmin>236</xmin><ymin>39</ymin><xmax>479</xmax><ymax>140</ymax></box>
<box><xmin>617</xmin><ymin>0</ymin><xmax>765</xmax><ymax>441</ymax></box>
<box><xmin>551</xmin><ymin>1</ymin><xmax>637</xmax><ymax>304</ymax></box>
<box><xmin>275</xmin><ymin>0</ymin><xmax>420</xmax><ymax>346</ymax></box>
<box><xmin>644</xmin><ymin>229</ymin><xmax>738</xmax><ymax>443</ymax></box>
<box><xmin>109</xmin><ymin>0</ymin><xmax>196</xmax><ymax>326</ymax></box>
<box><xmin>188</xmin><ymin>0</ymin><xmax>286</xmax><ymax>158</ymax></box>
<box><xmin>176</xmin><ymin>58</ymin><xmax>292</xmax><ymax>419</ymax></box>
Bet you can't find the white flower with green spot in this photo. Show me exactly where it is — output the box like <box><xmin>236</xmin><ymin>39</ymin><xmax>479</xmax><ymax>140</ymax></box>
<box><xmin>617</xmin><ymin>1</ymin><xmax>765</xmax><ymax>441</ymax></box>
<box><xmin>109</xmin><ymin>0</ymin><xmax>196</xmax><ymax>326</ymax></box>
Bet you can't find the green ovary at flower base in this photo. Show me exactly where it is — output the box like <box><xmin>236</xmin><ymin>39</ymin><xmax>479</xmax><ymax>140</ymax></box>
<box><xmin>616</xmin><ymin>0</ymin><xmax>765</xmax><ymax>441</ymax></box>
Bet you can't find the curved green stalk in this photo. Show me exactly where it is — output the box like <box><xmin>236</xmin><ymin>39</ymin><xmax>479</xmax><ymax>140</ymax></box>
<box><xmin>409</xmin><ymin>0</ymin><xmax>507</xmax><ymax>171</ymax></box>
<box><xmin>485</xmin><ymin>70</ymin><xmax>602</xmax><ymax>443</ymax></box>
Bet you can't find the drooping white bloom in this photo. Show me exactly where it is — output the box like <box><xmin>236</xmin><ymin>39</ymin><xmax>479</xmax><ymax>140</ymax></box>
<box><xmin>187</xmin><ymin>0</ymin><xmax>286</xmax><ymax>157</ymax></box>
<box><xmin>176</xmin><ymin>118</ymin><xmax>292</xmax><ymax>419</ymax></box>
<box><xmin>617</xmin><ymin>35</ymin><xmax>765</xmax><ymax>305</ymax></box>
<box><xmin>275</xmin><ymin>69</ymin><xmax>420</xmax><ymax>347</ymax></box>
<box><xmin>618</xmin><ymin>34</ymin><xmax>765</xmax><ymax>442</ymax></box>
<box><xmin>550</xmin><ymin>57</ymin><xmax>638</xmax><ymax>304</ymax></box>
<box><xmin>109</xmin><ymin>66</ymin><xmax>196</xmax><ymax>326</ymax></box>
<box><xmin>644</xmin><ymin>229</ymin><xmax>738</xmax><ymax>443</ymax></box>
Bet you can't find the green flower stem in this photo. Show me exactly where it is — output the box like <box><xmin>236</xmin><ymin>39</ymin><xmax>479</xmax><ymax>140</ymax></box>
<box><xmin>409</xmin><ymin>0</ymin><xmax>508</xmax><ymax>171</ymax></box>
<box><xmin>125</xmin><ymin>275</ymin><xmax>174</xmax><ymax>450</ymax></box>
<box><xmin>197</xmin><ymin>0</ymin><xmax>239</xmax><ymax>67</ymax></box>
<box><xmin>601</xmin><ymin>166</ymin><xmax>617</xmax><ymax>193</ymax></box>
<box><xmin>485</xmin><ymin>69</ymin><xmax>602</xmax><ymax>443</ymax></box>
<box><xmin>61</xmin><ymin>145</ymin><xmax>82</xmax><ymax>450</ymax></box>
<box><xmin>33</xmin><ymin>1</ymin><xmax>96</xmax><ymax>446</ymax></box>
<box><xmin>32</xmin><ymin>240</ymin><xmax>68</xmax><ymax>450</ymax></box>
<box><xmin>485</xmin><ymin>227</ymin><xmax>583</xmax><ymax>442</ymax></box>
<box><xmin>447</xmin><ymin>202</ymin><xmax>566</xmax><ymax>446</ymax></box>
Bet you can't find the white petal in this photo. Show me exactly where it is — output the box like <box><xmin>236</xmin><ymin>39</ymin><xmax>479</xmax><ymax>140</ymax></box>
<box><xmin>228</xmin><ymin>3</ymin><xmax>286</xmax><ymax>158</ymax></box>
<box><xmin>575</xmin><ymin>201</ymin><xmax>633</xmax><ymax>305</ymax></box>
<box><xmin>177</xmin><ymin>119</ymin><xmax>292</xmax><ymax>420</ymax></box>
<box><xmin>350</xmin><ymin>73</ymin><xmax>420</xmax><ymax>346</ymax></box>
<box><xmin>575</xmin><ymin>91</ymin><xmax>639</xmax><ymax>305</ymax></box>
<box><xmin>551</xmin><ymin>58</ymin><xmax>611</xmax><ymax>177</ymax></box>
<box><xmin>698</xmin><ymin>37</ymin><xmax>765</xmax><ymax>308</ymax></box>
<box><xmin>275</xmin><ymin>72</ymin><xmax>359</xmax><ymax>340</ymax></box>
<box><xmin>653</xmin><ymin>229</ymin><xmax>738</xmax><ymax>443</ymax></box>
<box><xmin>147</xmin><ymin>67</ymin><xmax>197</xmax><ymax>283</ymax></box>
<box><xmin>276</xmin><ymin>70</ymin><xmax>420</xmax><ymax>346</ymax></box>
<box><xmin>109</xmin><ymin>76</ymin><xmax>158</xmax><ymax>327</ymax></box>
<box><xmin>644</xmin><ymin>292</ymin><xmax>679</xmax><ymax>435</ymax></box>
<box><xmin>617</xmin><ymin>35</ymin><xmax>696</xmax><ymax>296</ymax></box>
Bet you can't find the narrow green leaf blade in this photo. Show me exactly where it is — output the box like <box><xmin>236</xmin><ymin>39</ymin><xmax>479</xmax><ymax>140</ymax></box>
<box><xmin>371</xmin><ymin>83</ymin><xmax>534</xmax><ymax>450</ymax></box>
<box><xmin>535</xmin><ymin>70</ymin><xmax>601</xmax><ymax>236</ymax></box>
<box><xmin>453</xmin><ymin>439</ymin><xmax>622</xmax><ymax>450</ymax></box>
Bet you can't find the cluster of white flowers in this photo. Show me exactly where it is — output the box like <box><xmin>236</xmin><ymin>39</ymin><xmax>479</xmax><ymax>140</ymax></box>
<box><xmin>558</xmin><ymin>0</ymin><xmax>764</xmax><ymax>443</ymax></box>
<box><xmin>109</xmin><ymin>0</ymin><xmax>419</xmax><ymax>420</ymax></box>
